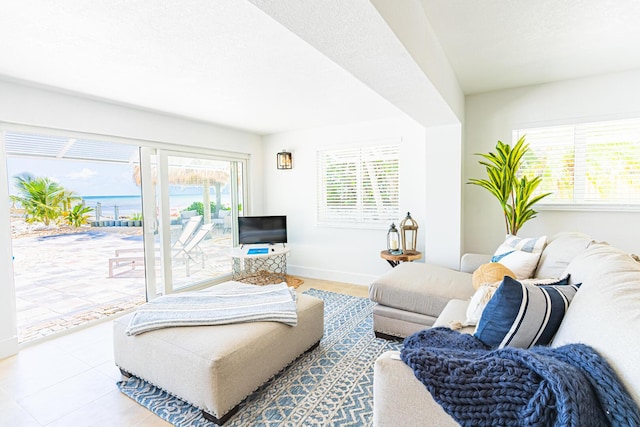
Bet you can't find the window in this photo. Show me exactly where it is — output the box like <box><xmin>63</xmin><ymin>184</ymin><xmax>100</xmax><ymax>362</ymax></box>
<box><xmin>514</xmin><ymin>118</ymin><xmax>640</xmax><ymax>210</ymax></box>
<box><xmin>317</xmin><ymin>142</ymin><xmax>399</xmax><ymax>226</ymax></box>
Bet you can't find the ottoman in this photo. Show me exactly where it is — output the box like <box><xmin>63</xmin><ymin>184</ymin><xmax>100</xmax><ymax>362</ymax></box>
<box><xmin>113</xmin><ymin>285</ymin><xmax>324</xmax><ymax>424</ymax></box>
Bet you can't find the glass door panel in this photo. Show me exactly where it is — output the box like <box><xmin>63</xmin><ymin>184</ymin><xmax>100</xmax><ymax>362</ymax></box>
<box><xmin>147</xmin><ymin>151</ymin><xmax>241</xmax><ymax>293</ymax></box>
<box><xmin>171</xmin><ymin>155</ymin><xmax>231</xmax><ymax>289</ymax></box>
<box><xmin>4</xmin><ymin>130</ymin><xmax>147</xmax><ymax>342</ymax></box>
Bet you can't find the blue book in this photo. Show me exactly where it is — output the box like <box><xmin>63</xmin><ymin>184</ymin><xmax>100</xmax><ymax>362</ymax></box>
<box><xmin>247</xmin><ymin>248</ymin><xmax>269</xmax><ymax>254</ymax></box>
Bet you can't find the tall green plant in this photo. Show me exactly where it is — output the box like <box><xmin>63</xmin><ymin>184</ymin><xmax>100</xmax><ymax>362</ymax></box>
<box><xmin>11</xmin><ymin>173</ymin><xmax>80</xmax><ymax>225</ymax></box>
<box><xmin>66</xmin><ymin>204</ymin><xmax>94</xmax><ymax>227</ymax></box>
<box><xmin>467</xmin><ymin>136</ymin><xmax>551</xmax><ymax>235</ymax></box>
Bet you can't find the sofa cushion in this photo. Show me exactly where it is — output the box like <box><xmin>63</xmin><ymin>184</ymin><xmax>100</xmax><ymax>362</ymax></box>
<box><xmin>553</xmin><ymin>243</ymin><xmax>640</xmax><ymax>407</ymax></box>
<box><xmin>474</xmin><ymin>276</ymin><xmax>579</xmax><ymax>348</ymax></box>
<box><xmin>492</xmin><ymin>235</ymin><xmax>547</xmax><ymax>279</ymax></box>
<box><xmin>534</xmin><ymin>232</ymin><xmax>593</xmax><ymax>278</ymax></box>
<box><xmin>369</xmin><ymin>262</ymin><xmax>474</xmax><ymax>318</ymax></box>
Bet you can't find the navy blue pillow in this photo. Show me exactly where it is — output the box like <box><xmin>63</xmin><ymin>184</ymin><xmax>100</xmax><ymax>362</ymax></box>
<box><xmin>474</xmin><ymin>276</ymin><xmax>580</xmax><ymax>349</ymax></box>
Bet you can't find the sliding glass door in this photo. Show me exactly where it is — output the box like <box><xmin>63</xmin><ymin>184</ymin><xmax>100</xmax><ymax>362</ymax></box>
<box><xmin>3</xmin><ymin>126</ymin><xmax>247</xmax><ymax>342</ymax></box>
<box><xmin>141</xmin><ymin>149</ymin><xmax>245</xmax><ymax>298</ymax></box>
<box><xmin>3</xmin><ymin>129</ymin><xmax>147</xmax><ymax>342</ymax></box>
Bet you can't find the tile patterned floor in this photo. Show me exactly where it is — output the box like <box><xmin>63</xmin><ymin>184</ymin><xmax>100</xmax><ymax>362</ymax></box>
<box><xmin>11</xmin><ymin>226</ymin><xmax>233</xmax><ymax>343</ymax></box>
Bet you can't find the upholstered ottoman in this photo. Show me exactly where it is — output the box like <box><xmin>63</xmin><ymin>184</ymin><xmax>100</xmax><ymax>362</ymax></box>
<box><xmin>113</xmin><ymin>284</ymin><xmax>324</xmax><ymax>425</ymax></box>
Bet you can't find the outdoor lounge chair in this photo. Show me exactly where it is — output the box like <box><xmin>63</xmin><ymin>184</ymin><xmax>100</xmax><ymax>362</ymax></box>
<box><xmin>174</xmin><ymin>222</ymin><xmax>214</xmax><ymax>276</ymax></box>
<box><xmin>172</xmin><ymin>215</ymin><xmax>202</xmax><ymax>249</ymax></box>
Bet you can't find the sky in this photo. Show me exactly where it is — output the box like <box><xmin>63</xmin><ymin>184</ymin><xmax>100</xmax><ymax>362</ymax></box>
<box><xmin>6</xmin><ymin>157</ymin><xmax>141</xmax><ymax>197</ymax></box>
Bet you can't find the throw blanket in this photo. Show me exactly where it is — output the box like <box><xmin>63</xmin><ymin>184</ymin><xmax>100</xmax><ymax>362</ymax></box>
<box><xmin>126</xmin><ymin>282</ymin><xmax>297</xmax><ymax>335</ymax></box>
<box><xmin>401</xmin><ymin>328</ymin><xmax>640</xmax><ymax>427</ymax></box>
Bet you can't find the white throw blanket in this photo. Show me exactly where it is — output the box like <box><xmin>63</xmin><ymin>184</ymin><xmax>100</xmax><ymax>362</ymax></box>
<box><xmin>126</xmin><ymin>282</ymin><xmax>297</xmax><ymax>335</ymax></box>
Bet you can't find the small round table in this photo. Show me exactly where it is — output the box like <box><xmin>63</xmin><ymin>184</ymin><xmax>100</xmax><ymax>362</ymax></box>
<box><xmin>380</xmin><ymin>250</ymin><xmax>422</xmax><ymax>268</ymax></box>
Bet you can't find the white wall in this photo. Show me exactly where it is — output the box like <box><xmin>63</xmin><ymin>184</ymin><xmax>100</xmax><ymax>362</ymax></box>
<box><xmin>0</xmin><ymin>80</ymin><xmax>263</xmax><ymax>358</ymax></box>
<box><xmin>464</xmin><ymin>69</ymin><xmax>640</xmax><ymax>255</ymax></box>
<box><xmin>425</xmin><ymin>124</ymin><xmax>463</xmax><ymax>269</ymax></box>
<box><xmin>261</xmin><ymin>116</ymin><xmax>463</xmax><ymax>285</ymax></box>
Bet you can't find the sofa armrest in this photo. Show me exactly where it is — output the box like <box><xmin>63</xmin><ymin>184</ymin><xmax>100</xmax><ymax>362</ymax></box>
<box><xmin>460</xmin><ymin>253</ymin><xmax>491</xmax><ymax>273</ymax></box>
<box><xmin>374</xmin><ymin>351</ymin><xmax>458</xmax><ymax>426</ymax></box>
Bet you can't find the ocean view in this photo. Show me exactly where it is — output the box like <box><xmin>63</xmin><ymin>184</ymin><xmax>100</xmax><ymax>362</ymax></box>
<box><xmin>82</xmin><ymin>194</ymin><xmax>229</xmax><ymax>219</ymax></box>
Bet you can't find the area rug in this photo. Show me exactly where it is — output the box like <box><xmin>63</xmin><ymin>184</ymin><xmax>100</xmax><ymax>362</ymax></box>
<box><xmin>117</xmin><ymin>289</ymin><xmax>403</xmax><ymax>426</ymax></box>
<box><xmin>285</xmin><ymin>274</ymin><xmax>304</xmax><ymax>288</ymax></box>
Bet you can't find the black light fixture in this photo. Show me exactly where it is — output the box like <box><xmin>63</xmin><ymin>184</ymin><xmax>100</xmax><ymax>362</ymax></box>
<box><xmin>277</xmin><ymin>149</ymin><xmax>292</xmax><ymax>169</ymax></box>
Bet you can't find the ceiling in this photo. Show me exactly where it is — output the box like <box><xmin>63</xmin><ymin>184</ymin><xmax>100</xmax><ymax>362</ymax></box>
<box><xmin>1</xmin><ymin>1</ymin><xmax>640</xmax><ymax>135</ymax></box>
<box><xmin>421</xmin><ymin>0</ymin><xmax>640</xmax><ymax>94</ymax></box>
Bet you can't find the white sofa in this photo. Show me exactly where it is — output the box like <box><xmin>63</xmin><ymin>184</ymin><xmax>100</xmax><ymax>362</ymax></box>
<box><xmin>371</xmin><ymin>233</ymin><xmax>640</xmax><ymax>425</ymax></box>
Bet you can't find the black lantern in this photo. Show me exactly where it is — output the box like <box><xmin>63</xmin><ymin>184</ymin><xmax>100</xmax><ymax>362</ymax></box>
<box><xmin>399</xmin><ymin>212</ymin><xmax>419</xmax><ymax>252</ymax></box>
<box><xmin>387</xmin><ymin>223</ymin><xmax>401</xmax><ymax>254</ymax></box>
<box><xmin>277</xmin><ymin>150</ymin><xmax>292</xmax><ymax>169</ymax></box>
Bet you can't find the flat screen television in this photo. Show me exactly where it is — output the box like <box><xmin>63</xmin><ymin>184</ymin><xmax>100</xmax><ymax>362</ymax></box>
<box><xmin>238</xmin><ymin>215</ymin><xmax>287</xmax><ymax>245</ymax></box>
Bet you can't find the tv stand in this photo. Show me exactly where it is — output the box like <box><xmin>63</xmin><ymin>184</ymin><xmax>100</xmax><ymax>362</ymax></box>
<box><xmin>230</xmin><ymin>245</ymin><xmax>290</xmax><ymax>285</ymax></box>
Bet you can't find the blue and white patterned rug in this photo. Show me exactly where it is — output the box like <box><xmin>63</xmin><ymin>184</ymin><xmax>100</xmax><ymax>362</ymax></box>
<box><xmin>117</xmin><ymin>289</ymin><xmax>403</xmax><ymax>426</ymax></box>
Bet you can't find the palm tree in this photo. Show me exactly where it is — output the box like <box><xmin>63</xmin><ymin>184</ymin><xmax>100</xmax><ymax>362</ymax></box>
<box><xmin>10</xmin><ymin>173</ymin><xmax>80</xmax><ymax>226</ymax></box>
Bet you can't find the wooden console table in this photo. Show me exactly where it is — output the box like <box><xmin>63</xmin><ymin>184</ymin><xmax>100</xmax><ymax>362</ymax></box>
<box><xmin>380</xmin><ymin>250</ymin><xmax>422</xmax><ymax>268</ymax></box>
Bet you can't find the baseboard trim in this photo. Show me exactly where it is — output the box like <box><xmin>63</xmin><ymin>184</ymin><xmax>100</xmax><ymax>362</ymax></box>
<box><xmin>287</xmin><ymin>265</ymin><xmax>376</xmax><ymax>286</ymax></box>
<box><xmin>0</xmin><ymin>335</ymin><xmax>19</xmax><ymax>359</ymax></box>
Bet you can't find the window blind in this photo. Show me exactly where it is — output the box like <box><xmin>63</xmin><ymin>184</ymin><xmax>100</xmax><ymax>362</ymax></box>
<box><xmin>514</xmin><ymin>118</ymin><xmax>640</xmax><ymax>208</ymax></box>
<box><xmin>317</xmin><ymin>143</ymin><xmax>400</xmax><ymax>226</ymax></box>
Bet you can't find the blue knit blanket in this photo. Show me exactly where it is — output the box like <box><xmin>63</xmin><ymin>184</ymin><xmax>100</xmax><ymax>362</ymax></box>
<box><xmin>126</xmin><ymin>282</ymin><xmax>297</xmax><ymax>335</ymax></box>
<box><xmin>401</xmin><ymin>328</ymin><xmax>640</xmax><ymax>427</ymax></box>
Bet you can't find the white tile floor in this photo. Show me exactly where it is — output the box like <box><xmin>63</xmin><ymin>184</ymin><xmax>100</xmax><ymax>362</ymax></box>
<box><xmin>0</xmin><ymin>320</ymin><xmax>170</xmax><ymax>427</ymax></box>
<box><xmin>0</xmin><ymin>278</ymin><xmax>368</xmax><ymax>427</ymax></box>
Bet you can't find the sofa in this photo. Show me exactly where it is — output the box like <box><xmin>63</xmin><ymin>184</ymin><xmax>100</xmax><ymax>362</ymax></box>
<box><xmin>370</xmin><ymin>232</ymin><xmax>640</xmax><ymax>425</ymax></box>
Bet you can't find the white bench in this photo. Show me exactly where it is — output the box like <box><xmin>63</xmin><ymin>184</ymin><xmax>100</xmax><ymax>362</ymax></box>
<box><xmin>108</xmin><ymin>256</ymin><xmax>144</xmax><ymax>277</ymax></box>
<box><xmin>108</xmin><ymin>248</ymin><xmax>155</xmax><ymax>277</ymax></box>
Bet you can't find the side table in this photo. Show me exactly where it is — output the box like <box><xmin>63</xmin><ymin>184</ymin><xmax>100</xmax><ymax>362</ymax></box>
<box><xmin>380</xmin><ymin>250</ymin><xmax>422</xmax><ymax>268</ymax></box>
<box><xmin>230</xmin><ymin>246</ymin><xmax>290</xmax><ymax>285</ymax></box>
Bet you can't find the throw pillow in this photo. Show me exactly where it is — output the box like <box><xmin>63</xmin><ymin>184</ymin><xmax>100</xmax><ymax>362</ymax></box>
<box><xmin>472</xmin><ymin>262</ymin><xmax>515</xmax><ymax>290</ymax></box>
<box><xmin>519</xmin><ymin>275</ymin><xmax>570</xmax><ymax>286</ymax></box>
<box><xmin>465</xmin><ymin>282</ymin><xmax>500</xmax><ymax>326</ymax></box>
<box><xmin>474</xmin><ymin>276</ymin><xmax>580</xmax><ymax>349</ymax></box>
<box><xmin>465</xmin><ymin>274</ymin><xmax>571</xmax><ymax>327</ymax></box>
<box><xmin>492</xmin><ymin>235</ymin><xmax>547</xmax><ymax>279</ymax></box>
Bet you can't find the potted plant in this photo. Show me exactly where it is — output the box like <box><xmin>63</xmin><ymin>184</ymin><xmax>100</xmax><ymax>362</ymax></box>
<box><xmin>131</xmin><ymin>212</ymin><xmax>143</xmax><ymax>227</ymax></box>
<box><xmin>467</xmin><ymin>136</ymin><xmax>551</xmax><ymax>236</ymax></box>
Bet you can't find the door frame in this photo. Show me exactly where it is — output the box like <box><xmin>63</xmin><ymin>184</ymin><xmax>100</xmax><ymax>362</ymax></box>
<box><xmin>141</xmin><ymin>148</ymin><xmax>248</xmax><ymax>298</ymax></box>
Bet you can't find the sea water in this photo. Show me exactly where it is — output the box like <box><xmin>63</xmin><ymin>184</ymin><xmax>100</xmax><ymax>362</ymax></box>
<box><xmin>82</xmin><ymin>194</ymin><xmax>231</xmax><ymax>219</ymax></box>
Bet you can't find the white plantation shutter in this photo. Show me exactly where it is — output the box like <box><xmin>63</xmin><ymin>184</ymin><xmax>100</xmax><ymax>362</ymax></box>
<box><xmin>514</xmin><ymin>117</ymin><xmax>640</xmax><ymax>209</ymax></box>
<box><xmin>317</xmin><ymin>143</ymin><xmax>400</xmax><ymax>226</ymax></box>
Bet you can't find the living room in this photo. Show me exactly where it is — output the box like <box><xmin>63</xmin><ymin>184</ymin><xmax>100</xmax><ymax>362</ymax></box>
<box><xmin>1</xmin><ymin>1</ymin><xmax>640</xmax><ymax>425</ymax></box>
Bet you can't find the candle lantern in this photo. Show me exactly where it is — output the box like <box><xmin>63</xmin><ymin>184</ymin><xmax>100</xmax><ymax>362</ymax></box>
<box><xmin>386</xmin><ymin>223</ymin><xmax>401</xmax><ymax>253</ymax></box>
<box><xmin>399</xmin><ymin>212</ymin><xmax>419</xmax><ymax>252</ymax></box>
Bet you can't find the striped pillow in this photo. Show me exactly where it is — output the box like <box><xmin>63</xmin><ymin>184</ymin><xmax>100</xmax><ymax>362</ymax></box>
<box><xmin>492</xmin><ymin>235</ymin><xmax>547</xmax><ymax>279</ymax></box>
<box><xmin>474</xmin><ymin>276</ymin><xmax>579</xmax><ymax>349</ymax></box>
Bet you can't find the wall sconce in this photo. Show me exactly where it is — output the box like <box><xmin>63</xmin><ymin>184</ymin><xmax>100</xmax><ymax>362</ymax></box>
<box><xmin>277</xmin><ymin>150</ymin><xmax>292</xmax><ymax>169</ymax></box>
